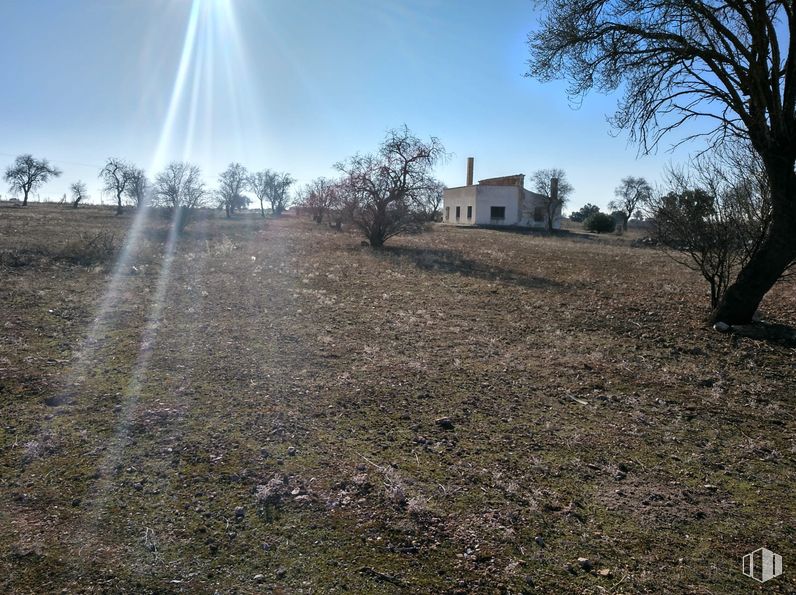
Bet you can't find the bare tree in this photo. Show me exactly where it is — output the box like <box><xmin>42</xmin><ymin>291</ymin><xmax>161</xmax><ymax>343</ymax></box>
<box><xmin>153</xmin><ymin>162</ymin><xmax>207</xmax><ymax>232</ymax></box>
<box><xmin>646</xmin><ymin>144</ymin><xmax>772</xmax><ymax>309</ymax></box>
<box><xmin>70</xmin><ymin>181</ymin><xmax>87</xmax><ymax>209</ymax></box>
<box><xmin>248</xmin><ymin>171</ymin><xmax>270</xmax><ymax>218</ymax></box>
<box><xmin>124</xmin><ymin>167</ymin><xmax>149</xmax><ymax>209</ymax></box>
<box><xmin>218</xmin><ymin>163</ymin><xmax>249</xmax><ymax>218</ymax></box>
<box><xmin>527</xmin><ymin>0</ymin><xmax>796</xmax><ymax>325</ymax></box>
<box><xmin>4</xmin><ymin>154</ymin><xmax>61</xmax><ymax>206</ymax></box>
<box><xmin>100</xmin><ymin>158</ymin><xmax>134</xmax><ymax>215</ymax></box>
<box><xmin>336</xmin><ymin>126</ymin><xmax>446</xmax><ymax>247</ymax></box>
<box><xmin>300</xmin><ymin>177</ymin><xmax>341</xmax><ymax>224</ymax></box>
<box><xmin>248</xmin><ymin>170</ymin><xmax>293</xmax><ymax>217</ymax></box>
<box><xmin>412</xmin><ymin>179</ymin><xmax>445</xmax><ymax>222</ymax></box>
<box><xmin>530</xmin><ymin>168</ymin><xmax>572</xmax><ymax>231</ymax></box>
<box><xmin>610</xmin><ymin>177</ymin><xmax>652</xmax><ymax>231</ymax></box>
<box><xmin>269</xmin><ymin>172</ymin><xmax>294</xmax><ymax>215</ymax></box>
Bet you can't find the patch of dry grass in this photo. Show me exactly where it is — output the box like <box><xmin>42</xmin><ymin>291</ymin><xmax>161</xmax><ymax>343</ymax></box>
<box><xmin>0</xmin><ymin>204</ymin><xmax>794</xmax><ymax>593</ymax></box>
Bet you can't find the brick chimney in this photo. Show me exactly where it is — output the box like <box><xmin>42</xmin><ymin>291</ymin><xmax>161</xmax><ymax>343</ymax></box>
<box><xmin>466</xmin><ymin>157</ymin><xmax>474</xmax><ymax>186</ymax></box>
<box><xmin>551</xmin><ymin>176</ymin><xmax>559</xmax><ymax>201</ymax></box>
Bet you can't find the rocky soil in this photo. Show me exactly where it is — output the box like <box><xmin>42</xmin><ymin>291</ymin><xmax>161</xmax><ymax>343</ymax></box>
<box><xmin>1</xmin><ymin>204</ymin><xmax>794</xmax><ymax>593</ymax></box>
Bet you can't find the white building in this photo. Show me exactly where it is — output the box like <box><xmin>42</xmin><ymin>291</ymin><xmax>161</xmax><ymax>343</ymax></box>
<box><xmin>442</xmin><ymin>158</ymin><xmax>562</xmax><ymax>229</ymax></box>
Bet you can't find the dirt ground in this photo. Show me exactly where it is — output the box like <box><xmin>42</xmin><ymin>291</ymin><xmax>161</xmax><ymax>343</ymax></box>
<box><xmin>1</xmin><ymin>204</ymin><xmax>794</xmax><ymax>594</ymax></box>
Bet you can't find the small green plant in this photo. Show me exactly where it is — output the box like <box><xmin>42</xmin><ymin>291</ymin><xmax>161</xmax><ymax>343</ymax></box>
<box><xmin>583</xmin><ymin>212</ymin><xmax>616</xmax><ymax>233</ymax></box>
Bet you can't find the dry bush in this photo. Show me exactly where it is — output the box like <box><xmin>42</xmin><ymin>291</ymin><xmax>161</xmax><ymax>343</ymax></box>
<box><xmin>1</xmin><ymin>232</ymin><xmax>116</xmax><ymax>268</ymax></box>
<box><xmin>1</xmin><ymin>230</ymin><xmax>118</xmax><ymax>269</ymax></box>
<box><xmin>0</xmin><ymin>246</ymin><xmax>49</xmax><ymax>268</ymax></box>
<box><xmin>56</xmin><ymin>231</ymin><xmax>117</xmax><ymax>266</ymax></box>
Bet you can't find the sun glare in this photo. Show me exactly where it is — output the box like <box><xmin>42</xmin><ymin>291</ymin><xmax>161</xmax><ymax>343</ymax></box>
<box><xmin>33</xmin><ymin>0</ymin><xmax>256</xmax><ymax>536</ymax></box>
<box><xmin>152</xmin><ymin>0</ymin><xmax>232</xmax><ymax>172</ymax></box>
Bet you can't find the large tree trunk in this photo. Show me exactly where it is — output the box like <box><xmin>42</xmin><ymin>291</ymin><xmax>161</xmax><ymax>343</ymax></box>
<box><xmin>710</xmin><ymin>162</ymin><xmax>796</xmax><ymax>325</ymax></box>
<box><xmin>22</xmin><ymin>189</ymin><xmax>29</xmax><ymax>206</ymax></box>
<box><xmin>116</xmin><ymin>191</ymin><xmax>123</xmax><ymax>215</ymax></box>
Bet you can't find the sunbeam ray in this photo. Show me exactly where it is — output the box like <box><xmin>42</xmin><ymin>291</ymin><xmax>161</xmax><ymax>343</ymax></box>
<box><xmin>151</xmin><ymin>0</ymin><xmax>202</xmax><ymax>172</ymax></box>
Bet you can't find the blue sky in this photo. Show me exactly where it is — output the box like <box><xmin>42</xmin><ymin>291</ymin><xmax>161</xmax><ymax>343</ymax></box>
<box><xmin>0</xmin><ymin>0</ymin><xmax>695</xmax><ymax>211</ymax></box>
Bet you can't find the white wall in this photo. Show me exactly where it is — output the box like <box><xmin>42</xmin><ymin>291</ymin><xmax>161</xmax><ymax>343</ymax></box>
<box><xmin>442</xmin><ymin>186</ymin><xmax>477</xmax><ymax>225</ymax></box>
<box><xmin>443</xmin><ymin>184</ymin><xmax>561</xmax><ymax>228</ymax></box>
<box><xmin>474</xmin><ymin>185</ymin><xmax>521</xmax><ymax>225</ymax></box>
<box><xmin>519</xmin><ymin>190</ymin><xmax>559</xmax><ymax>229</ymax></box>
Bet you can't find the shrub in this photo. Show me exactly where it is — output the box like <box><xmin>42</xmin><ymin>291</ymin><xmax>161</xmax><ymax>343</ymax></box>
<box><xmin>570</xmin><ymin>203</ymin><xmax>600</xmax><ymax>222</ymax></box>
<box><xmin>583</xmin><ymin>212</ymin><xmax>616</xmax><ymax>233</ymax></box>
<box><xmin>56</xmin><ymin>232</ymin><xmax>117</xmax><ymax>266</ymax></box>
<box><xmin>0</xmin><ymin>247</ymin><xmax>42</xmax><ymax>267</ymax></box>
<box><xmin>0</xmin><ymin>232</ymin><xmax>117</xmax><ymax>269</ymax></box>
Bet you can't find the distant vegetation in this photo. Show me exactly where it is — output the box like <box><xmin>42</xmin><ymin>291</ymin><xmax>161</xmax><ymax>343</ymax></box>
<box><xmin>1</xmin><ymin>125</ymin><xmax>446</xmax><ymax>247</ymax></box>
<box><xmin>569</xmin><ymin>203</ymin><xmax>600</xmax><ymax>223</ymax></box>
<box><xmin>69</xmin><ymin>181</ymin><xmax>87</xmax><ymax>209</ymax></box>
<box><xmin>610</xmin><ymin>176</ymin><xmax>651</xmax><ymax>232</ymax></box>
<box><xmin>0</xmin><ymin>117</ymin><xmax>792</xmax><ymax>333</ymax></box>
<box><xmin>583</xmin><ymin>212</ymin><xmax>616</xmax><ymax>234</ymax></box>
<box><xmin>152</xmin><ymin>162</ymin><xmax>207</xmax><ymax>233</ymax></box>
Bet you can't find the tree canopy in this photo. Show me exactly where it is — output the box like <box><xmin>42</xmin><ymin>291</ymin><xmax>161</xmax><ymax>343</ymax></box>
<box><xmin>530</xmin><ymin>168</ymin><xmax>573</xmax><ymax>231</ymax></box>
<box><xmin>218</xmin><ymin>163</ymin><xmax>249</xmax><ymax>218</ymax></box>
<box><xmin>153</xmin><ymin>162</ymin><xmax>207</xmax><ymax>232</ymax></box>
<box><xmin>4</xmin><ymin>154</ymin><xmax>61</xmax><ymax>206</ymax></box>
<box><xmin>248</xmin><ymin>170</ymin><xmax>294</xmax><ymax>217</ymax></box>
<box><xmin>100</xmin><ymin>158</ymin><xmax>134</xmax><ymax>215</ymax></box>
<box><xmin>610</xmin><ymin>177</ymin><xmax>652</xmax><ymax>230</ymax></box>
<box><xmin>528</xmin><ymin>1</ymin><xmax>796</xmax><ymax>324</ymax></box>
<box><xmin>336</xmin><ymin>126</ymin><xmax>446</xmax><ymax>247</ymax></box>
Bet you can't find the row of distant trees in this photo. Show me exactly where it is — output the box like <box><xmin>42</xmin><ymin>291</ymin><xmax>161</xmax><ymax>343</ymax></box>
<box><xmin>217</xmin><ymin>165</ymin><xmax>294</xmax><ymax>219</ymax></box>
<box><xmin>2</xmin><ymin>143</ymin><xmax>576</xmax><ymax>247</ymax></box>
<box><xmin>2</xmin><ymin>155</ymin><xmax>150</xmax><ymax>212</ymax></box>
<box><xmin>1</xmin><ymin>126</ymin><xmax>448</xmax><ymax>248</ymax></box>
<box><xmin>144</xmin><ymin>162</ymin><xmax>295</xmax><ymax>231</ymax></box>
<box><xmin>2</xmin><ymin>154</ymin><xmax>295</xmax><ymax>224</ymax></box>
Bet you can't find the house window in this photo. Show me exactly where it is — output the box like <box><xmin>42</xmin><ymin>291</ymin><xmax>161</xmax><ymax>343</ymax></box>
<box><xmin>467</xmin><ymin>205</ymin><xmax>472</xmax><ymax>220</ymax></box>
<box><xmin>490</xmin><ymin>206</ymin><xmax>506</xmax><ymax>221</ymax></box>
<box><xmin>445</xmin><ymin>206</ymin><xmax>450</xmax><ymax>221</ymax></box>
<box><xmin>533</xmin><ymin>206</ymin><xmax>544</xmax><ymax>222</ymax></box>
<box><xmin>455</xmin><ymin>206</ymin><xmax>461</xmax><ymax>221</ymax></box>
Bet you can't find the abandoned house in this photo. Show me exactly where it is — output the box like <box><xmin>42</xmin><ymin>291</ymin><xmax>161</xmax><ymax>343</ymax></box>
<box><xmin>442</xmin><ymin>157</ymin><xmax>562</xmax><ymax>229</ymax></box>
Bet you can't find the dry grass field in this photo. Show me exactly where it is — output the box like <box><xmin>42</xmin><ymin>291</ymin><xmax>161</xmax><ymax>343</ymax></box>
<box><xmin>1</xmin><ymin>204</ymin><xmax>794</xmax><ymax>593</ymax></box>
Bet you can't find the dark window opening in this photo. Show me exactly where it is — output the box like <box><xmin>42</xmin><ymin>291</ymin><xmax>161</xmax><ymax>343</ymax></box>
<box><xmin>533</xmin><ymin>206</ymin><xmax>544</xmax><ymax>222</ymax></box>
<box><xmin>490</xmin><ymin>206</ymin><xmax>506</xmax><ymax>221</ymax></box>
<box><xmin>467</xmin><ymin>205</ymin><xmax>472</xmax><ymax>220</ymax></box>
<box><xmin>455</xmin><ymin>206</ymin><xmax>461</xmax><ymax>221</ymax></box>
